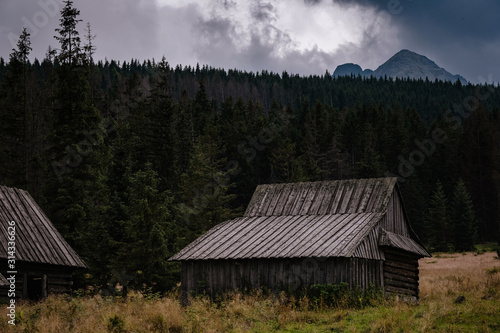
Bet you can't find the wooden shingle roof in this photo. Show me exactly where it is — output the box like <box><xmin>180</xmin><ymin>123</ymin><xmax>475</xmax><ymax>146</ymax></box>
<box><xmin>0</xmin><ymin>186</ymin><xmax>87</xmax><ymax>268</ymax></box>
<box><xmin>170</xmin><ymin>178</ymin><xmax>429</xmax><ymax>261</ymax></box>
<box><xmin>244</xmin><ymin>178</ymin><xmax>397</xmax><ymax>216</ymax></box>
<box><xmin>170</xmin><ymin>213</ymin><xmax>384</xmax><ymax>260</ymax></box>
<box><xmin>379</xmin><ymin>229</ymin><xmax>430</xmax><ymax>257</ymax></box>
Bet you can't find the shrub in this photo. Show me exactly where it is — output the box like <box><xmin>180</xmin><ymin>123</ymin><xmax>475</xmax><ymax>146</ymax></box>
<box><xmin>142</xmin><ymin>286</ymin><xmax>162</xmax><ymax>301</ymax></box>
<box><xmin>487</xmin><ymin>266</ymin><xmax>500</xmax><ymax>275</ymax></box>
<box><xmin>306</xmin><ymin>283</ymin><xmax>383</xmax><ymax>309</ymax></box>
<box><xmin>107</xmin><ymin>314</ymin><xmax>126</xmax><ymax>332</ymax></box>
<box><xmin>308</xmin><ymin>282</ymin><xmax>350</xmax><ymax>308</ymax></box>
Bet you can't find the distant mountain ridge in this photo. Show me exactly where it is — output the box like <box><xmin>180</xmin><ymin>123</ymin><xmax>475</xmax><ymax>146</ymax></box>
<box><xmin>333</xmin><ymin>63</ymin><xmax>373</xmax><ymax>78</ymax></box>
<box><xmin>333</xmin><ymin>49</ymin><xmax>467</xmax><ymax>84</ymax></box>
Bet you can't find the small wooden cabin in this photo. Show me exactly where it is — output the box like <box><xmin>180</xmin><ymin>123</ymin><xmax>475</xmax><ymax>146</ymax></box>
<box><xmin>170</xmin><ymin>177</ymin><xmax>430</xmax><ymax>302</ymax></box>
<box><xmin>0</xmin><ymin>186</ymin><xmax>87</xmax><ymax>301</ymax></box>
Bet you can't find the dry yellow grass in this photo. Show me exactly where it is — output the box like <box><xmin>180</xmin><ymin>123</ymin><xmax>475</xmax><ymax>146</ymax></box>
<box><xmin>2</xmin><ymin>251</ymin><xmax>499</xmax><ymax>332</ymax></box>
<box><xmin>1</xmin><ymin>293</ymin><xmax>184</xmax><ymax>333</ymax></box>
<box><xmin>419</xmin><ymin>251</ymin><xmax>499</xmax><ymax>298</ymax></box>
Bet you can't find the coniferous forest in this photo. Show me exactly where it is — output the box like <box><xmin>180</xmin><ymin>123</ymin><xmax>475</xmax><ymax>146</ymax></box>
<box><xmin>1</xmin><ymin>1</ymin><xmax>499</xmax><ymax>293</ymax></box>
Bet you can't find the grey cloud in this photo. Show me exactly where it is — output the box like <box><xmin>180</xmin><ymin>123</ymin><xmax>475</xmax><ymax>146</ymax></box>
<box><xmin>191</xmin><ymin>2</ymin><xmax>391</xmax><ymax>76</ymax></box>
<box><xmin>251</xmin><ymin>1</ymin><xmax>276</xmax><ymax>22</ymax></box>
<box><xmin>0</xmin><ymin>0</ymin><xmax>62</xmax><ymax>58</ymax></box>
<box><xmin>0</xmin><ymin>0</ymin><xmax>161</xmax><ymax>62</ymax></box>
<box><xmin>76</xmin><ymin>0</ymin><xmax>161</xmax><ymax>62</ymax></box>
<box><xmin>196</xmin><ymin>17</ymin><xmax>236</xmax><ymax>51</ymax></box>
<box><xmin>189</xmin><ymin>0</ymin><xmax>397</xmax><ymax>75</ymax></box>
<box><xmin>222</xmin><ymin>0</ymin><xmax>237</xmax><ymax>10</ymax></box>
<box><xmin>303</xmin><ymin>0</ymin><xmax>322</xmax><ymax>5</ymax></box>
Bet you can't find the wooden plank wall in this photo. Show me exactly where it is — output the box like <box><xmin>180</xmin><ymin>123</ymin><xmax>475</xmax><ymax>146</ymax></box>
<box><xmin>181</xmin><ymin>257</ymin><xmax>384</xmax><ymax>296</ymax></box>
<box><xmin>352</xmin><ymin>227</ymin><xmax>385</xmax><ymax>260</ymax></box>
<box><xmin>383</xmin><ymin>250</ymin><xmax>419</xmax><ymax>297</ymax></box>
<box><xmin>381</xmin><ymin>192</ymin><xmax>409</xmax><ymax>237</ymax></box>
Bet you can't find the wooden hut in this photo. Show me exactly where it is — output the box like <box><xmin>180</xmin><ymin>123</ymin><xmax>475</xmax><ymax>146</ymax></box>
<box><xmin>170</xmin><ymin>177</ymin><xmax>430</xmax><ymax>301</ymax></box>
<box><xmin>0</xmin><ymin>186</ymin><xmax>87</xmax><ymax>301</ymax></box>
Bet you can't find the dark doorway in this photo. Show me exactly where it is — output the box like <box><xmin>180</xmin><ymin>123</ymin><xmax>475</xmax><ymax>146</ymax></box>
<box><xmin>27</xmin><ymin>275</ymin><xmax>43</xmax><ymax>300</ymax></box>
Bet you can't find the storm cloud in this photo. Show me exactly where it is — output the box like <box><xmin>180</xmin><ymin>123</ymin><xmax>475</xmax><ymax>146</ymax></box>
<box><xmin>0</xmin><ymin>0</ymin><xmax>498</xmax><ymax>83</ymax></box>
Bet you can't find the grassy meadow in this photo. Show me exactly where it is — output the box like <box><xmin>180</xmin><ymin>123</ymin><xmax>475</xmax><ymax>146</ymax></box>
<box><xmin>2</xmin><ymin>251</ymin><xmax>500</xmax><ymax>332</ymax></box>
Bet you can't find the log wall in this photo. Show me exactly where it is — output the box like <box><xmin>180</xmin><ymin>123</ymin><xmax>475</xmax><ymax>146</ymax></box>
<box><xmin>383</xmin><ymin>250</ymin><xmax>419</xmax><ymax>297</ymax></box>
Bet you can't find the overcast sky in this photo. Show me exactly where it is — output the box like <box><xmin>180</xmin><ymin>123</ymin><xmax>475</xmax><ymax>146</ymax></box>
<box><xmin>0</xmin><ymin>0</ymin><xmax>498</xmax><ymax>83</ymax></box>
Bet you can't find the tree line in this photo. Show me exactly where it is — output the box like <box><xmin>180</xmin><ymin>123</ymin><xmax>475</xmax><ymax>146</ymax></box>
<box><xmin>0</xmin><ymin>0</ymin><xmax>499</xmax><ymax>293</ymax></box>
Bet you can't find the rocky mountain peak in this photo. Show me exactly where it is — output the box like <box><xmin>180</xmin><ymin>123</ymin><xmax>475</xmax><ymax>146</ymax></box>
<box><xmin>333</xmin><ymin>50</ymin><xmax>467</xmax><ymax>84</ymax></box>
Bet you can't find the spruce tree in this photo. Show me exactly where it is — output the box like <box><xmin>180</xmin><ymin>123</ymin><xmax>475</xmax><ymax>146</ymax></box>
<box><xmin>141</xmin><ymin>57</ymin><xmax>176</xmax><ymax>190</ymax></box>
<box><xmin>451</xmin><ymin>179</ymin><xmax>477</xmax><ymax>251</ymax></box>
<box><xmin>193</xmin><ymin>75</ymin><xmax>212</xmax><ymax>135</ymax></box>
<box><xmin>0</xmin><ymin>28</ymin><xmax>32</xmax><ymax>187</ymax></box>
<box><xmin>83</xmin><ymin>22</ymin><xmax>96</xmax><ymax>63</ymax></box>
<box><xmin>172</xmin><ymin>90</ymin><xmax>195</xmax><ymax>184</ymax></box>
<box><xmin>269</xmin><ymin>136</ymin><xmax>306</xmax><ymax>183</ymax></box>
<box><xmin>178</xmin><ymin>130</ymin><xmax>238</xmax><ymax>240</ymax></box>
<box><xmin>426</xmin><ymin>181</ymin><xmax>453</xmax><ymax>252</ymax></box>
<box><xmin>54</xmin><ymin>0</ymin><xmax>84</xmax><ymax>65</ymax></box>
<box><xmin>113</xmin><ymin>163</ymin><xmax>178</xmax><ymax>294</ymax></box>
<box><xmin>11</xmin><ymin>28</ymin><xmax>32</xmax><ymax>64</ymax></box>
<box><xmin>45</xmin><ymin>1</ymin><xmax>110</xmax><ymax>287</ymax></box>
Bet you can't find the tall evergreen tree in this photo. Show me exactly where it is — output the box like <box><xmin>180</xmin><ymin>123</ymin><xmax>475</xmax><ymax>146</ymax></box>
<box><xmin>83</xmin><ymin>22</ymin><xmax>96</xmax><ymax>64</ymax></box>
<box><xmin>45</xmin><ymin>1</ymin><xmax>110</xmax><ymax>287</ymax></box>
<box><xmin>171</xmin><ymin>90</ymin><xmax>195</xmax><ymax>186</ymax></box>
<box><xmin>461</xmin><ymin>107</ymin><xmax>498</xmax><ymax>242</ymax></box>
<box><xmin>193</xmin><ymin>75</ymin><xmax>213</xmax><ymax>135</ymax></box>
<box><xmin>178</xmin><ymin>130</ymin><xmax>238</xmax><ymax>240</ymax></box>
<box><xmin>451</xmin><ymin>179</ymin><xmax>478</xmax><ymax>251</ymax></box>
<box><xmin>426</xmin><ymin>181</ymin><xmax>453</xmax><ymax>252</ymax></box>
<box><xmin>54</xmin><ymin>0</ymin><xmax>84</xmax><ymax>65</ymax></box>
<box><xmin>140</xmin><ymin>57</ymin><xmax>176</xmax><ymax>190</ymax></box>
<box><xmin>0</xmin><ymin>28</ymin><xmax>32</xmax><ymax>187</ymax></box>
<box><xmin>269</xmin><ymin>136</ymin><xmax>306</xmax><ymax>183</ymax></box>
<box><xmin>83</xmin><ymin>22</ymin><xmax>101</xmax><ymax>106</ymax></box>
<box><xmin>10</xmin><ymin>27</ymin><xmax>32</xmax><ymax>64</ymax></box>
<box><xmin>112</xmin><ymin>163</ymin><xmax>178</xmax><ymax>294</ymax></box>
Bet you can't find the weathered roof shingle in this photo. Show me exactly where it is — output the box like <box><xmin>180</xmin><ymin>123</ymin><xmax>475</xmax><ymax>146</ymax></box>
<box><xmin>245</xmin><ymin>178</ymin><xmax>397</xmax><ymax>216</ymax></box>
<box><xmin>0</xmin><ymin>186</ymin><xmax>87</xmax><ymax>268</ymax></box>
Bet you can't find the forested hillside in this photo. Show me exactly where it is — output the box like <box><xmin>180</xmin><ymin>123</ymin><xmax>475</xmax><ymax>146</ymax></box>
<box><xmin>1</xmin><ymin>1</ymin><xmax>499</xmax><ymax>293</ymax></box>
